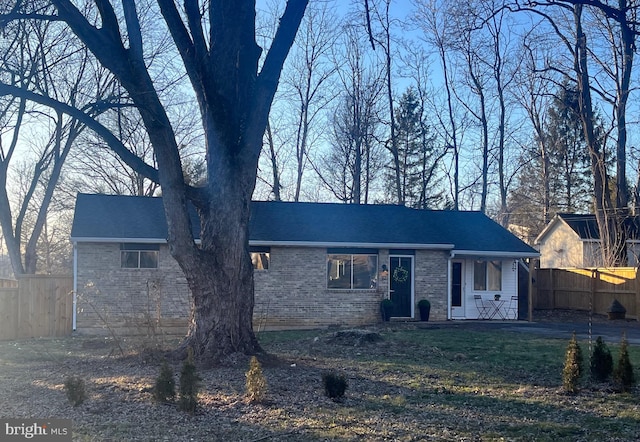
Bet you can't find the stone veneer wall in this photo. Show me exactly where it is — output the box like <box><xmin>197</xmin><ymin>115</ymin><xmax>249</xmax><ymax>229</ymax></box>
<box><xmin>76</xmin><ymin>243</ymin><xmax>450</xmax><ymax>333</ymax></box>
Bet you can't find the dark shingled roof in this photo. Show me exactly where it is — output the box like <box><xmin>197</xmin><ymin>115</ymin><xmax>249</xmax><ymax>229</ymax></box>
<box><xmin>557</xmin><ymin>213</ymin><xmax>640</xmax><ymax>240</ymax></box>
<box><xmin>70</xmin><ymin>193</ymin><xmax>538</xmax><ymax>256</ymax></box>
<box><xmin>556</xmin><ymin>213</ymin><xmax>600</xmax><ymax>240</ymax></box>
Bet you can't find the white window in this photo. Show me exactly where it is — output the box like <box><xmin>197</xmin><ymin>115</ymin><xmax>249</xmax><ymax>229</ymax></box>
<box><xmin>120</xmin><ymin>244</ymin><xmax>159</xmax><ymax>269</ymax></box>
<box><xmin>327</xmin><ymin>253</ymin><xmax>378</xmax><ymax>289</ymax></box>
<box><xmin>473</xmin><ymin>260</ymin><xmax>502</xmax><ymax>291</ymax></box>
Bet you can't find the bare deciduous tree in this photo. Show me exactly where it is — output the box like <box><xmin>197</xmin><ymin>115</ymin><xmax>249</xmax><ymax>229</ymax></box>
<box><xmin>0</xmin><ymin>0</ymin><xmax>308</xmax><ymax>363</ymax></box>
<box><xmin>318</xmin><ymin>24</ymin><xmax>385</xmax><ymax>204</ymax></box>
<box><xmin>0</xmin><ymin>7</ymin><xmax>116</xmax><ymax>275</ymax></box>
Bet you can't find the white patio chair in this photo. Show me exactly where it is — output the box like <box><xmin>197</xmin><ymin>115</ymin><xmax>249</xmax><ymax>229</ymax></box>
<box><xmin>507</xmin><ymin>296</ymin><xmax>518</xmax><ymax>320</ymax></box>
<box><xmin>474</xmin><ymin>295</ymin><xmax>490</xmax><ymax>319</ymax></box>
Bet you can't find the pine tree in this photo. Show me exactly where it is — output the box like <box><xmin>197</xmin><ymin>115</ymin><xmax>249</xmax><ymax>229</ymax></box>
<box><xmin>590</xmin><ymin>336</ymin><xmax>613</xmax><ymax>382</ymax></box>
<box><xmin>178</xmin><ymin>348</ymin><xmax>200</xmax><ymax>413</ymax></box>
<box><xmin>388</xmin><ymin>87</ymin><xmax>441</xmax><ymax>208</ymax></box>
<box><xmin>613</xmin><ymin>333</ymin><xmax>635</xmax><ymax>392</ymax></box>
<box><xmin>153</xmin><ymin>361</ymin><xmax>176</xmax><ymax>403</ymax></box>
<box><xmin>245</xmin><ymin>356</ymin><xmax>267</xmax><ymax>403</ymax></box>
<box><xmin>562</xmin><ymin>332</ymin><xmax>583</xmax><ymax>393</ymax></box>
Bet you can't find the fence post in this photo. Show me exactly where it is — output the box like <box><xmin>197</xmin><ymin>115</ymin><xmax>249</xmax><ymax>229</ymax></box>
<box><xmin>636</xmin><ymin>268</ymin><xmax>640</xmax><ymax>321</ymax></box>
<box><xmin>528</xmin><ymin>259</ymin><xmax>535</xmax><ymax>322</ymax></box>
<box><xmin>550</xmin><ymin>268</ymin><xmax>555</xmax><ymax>310</ymax></box>
<box><xmin>589</xmin><ymin>268</ymin><xmax>597</xmax><ymax>354</ymax></box>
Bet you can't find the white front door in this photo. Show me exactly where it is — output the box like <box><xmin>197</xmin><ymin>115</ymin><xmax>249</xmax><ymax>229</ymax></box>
<box><xmin>451</xmin><ymin>261</ymin><xmax>465</xmax><ymax>319</ymax></box>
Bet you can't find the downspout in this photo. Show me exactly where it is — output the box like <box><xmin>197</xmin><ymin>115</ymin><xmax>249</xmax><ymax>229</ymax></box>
<box><xmin>72</xmin><ymin>242</ymin><xmax>77</xmax><ymax>331</ymax></box>
<box><xmin>447</xmin><ymin>250</ymin><xmax>455</xmax><ymax>320</ymax></box>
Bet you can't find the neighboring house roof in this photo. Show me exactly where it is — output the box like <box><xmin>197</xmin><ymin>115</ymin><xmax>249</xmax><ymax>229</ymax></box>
<box><xmin>536</xmin><ymin>213</ymin><xmax>640</xmax><ymax>244</ymax></box>
<box><xmin>70</xmin><ymin>193</ymin><xmax>538</xmax><ymax>257</ymax></box>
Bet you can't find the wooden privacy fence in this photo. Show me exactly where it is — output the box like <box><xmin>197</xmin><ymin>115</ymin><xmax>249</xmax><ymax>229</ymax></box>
<box><xmin>0</xmin><ymin>278</ymin><xmax>18</xmax><ymax>288</ymax></box>
<box><xmin>0</xmin><ymin>275</ymin><xmax>73</xmax><ymax>340</ymax></box>
<box><xmin>533</xmin><ymin>267</ymin><xmax>640</xmax><ymax>320</ymax></box>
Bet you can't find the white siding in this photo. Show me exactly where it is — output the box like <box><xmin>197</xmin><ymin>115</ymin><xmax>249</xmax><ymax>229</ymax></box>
<box><xmin>462</xmin><ymin>258</ymin><xmax>518</xmax><ymax>319</ymax></box>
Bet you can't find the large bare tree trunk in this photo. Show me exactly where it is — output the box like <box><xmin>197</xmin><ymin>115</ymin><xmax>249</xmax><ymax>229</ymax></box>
<box><xmin>574</xmin><ymin>4</ymin><xmax>624</xmax><ymax>265</ymax></box>
<box><xmin>44</xmin><ymin>0</ymin><xmax>308</xmax><ymax>362</ymax></box>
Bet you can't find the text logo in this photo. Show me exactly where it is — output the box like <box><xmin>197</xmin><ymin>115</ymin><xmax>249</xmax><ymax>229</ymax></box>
<box><xmin>0</xmin><ymin>420</ymin><xmax>71</xmax><ymax>441</ymax></box>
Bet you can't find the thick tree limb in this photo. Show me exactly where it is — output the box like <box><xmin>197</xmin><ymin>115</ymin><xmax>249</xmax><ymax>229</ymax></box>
<box><xmin>0</xmin><ymin>82</ymin><xmax>159</xmax><ymax>183</ymax></box>
<box><xmin>253</xmin><ymin>0</ymin><xmax>309</xmax><ymax>150</ymax></box>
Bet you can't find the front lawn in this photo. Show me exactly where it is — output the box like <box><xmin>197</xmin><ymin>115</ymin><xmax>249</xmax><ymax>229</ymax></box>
<box><xmin>0</xmin><ymin>325</ymin><xmax>637</xmax><ymax>441</ymax></box>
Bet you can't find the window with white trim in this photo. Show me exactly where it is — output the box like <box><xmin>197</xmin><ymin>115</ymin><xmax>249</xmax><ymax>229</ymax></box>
<box><xmin>473</xmin><ymin>260</ymin><xmax>502</xmax><ymax>291</ymax></box>
<box><xmin>327</xmin><ymin>253</ymin><xmax>378</xmax><ymax>289</ymax></box>
<box><xmin>120</xmin><ymin>243</ymin><xmax>159</xmax><ymax>269</ymax></box>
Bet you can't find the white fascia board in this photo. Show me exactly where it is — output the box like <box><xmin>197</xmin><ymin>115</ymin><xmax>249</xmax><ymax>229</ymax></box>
<box><xmin>451</xmin><ymin>250</ymin><xmax>540</xmax><ymax>258</ymax></box>
<box><xmin>70</xmin><ymin>237</ymin><xmax>167</xmax><ymax>244</ymax></box>
<box><xmin>534</xmin><ymin>214</ymin><xmax>563</xmax><ymax>244</ymax></box>
<box><xmin>249</xmin><ymin>240</ymin><xmax>455</xmax><ymax>250</ymax></box>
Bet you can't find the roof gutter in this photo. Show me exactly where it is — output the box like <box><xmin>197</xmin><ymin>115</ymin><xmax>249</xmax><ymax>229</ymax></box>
<box><xmin>248</xmin><ymin>241</ymin><xmax>456</xmax><ymax>250</ymax></box>
<box><xmin>70</xmin><ymin>237</ymin><xmax>168</xmax><ymax>244</ymax></box>
<box><xmin>70</xmin><ymin>237</ymin><xmax>457</xmax><ymax>250</ymax></box>
<box><xmin>450</xmin><ymin>250</ymin><xmax>540</xmax><ymax>258</ymax></box>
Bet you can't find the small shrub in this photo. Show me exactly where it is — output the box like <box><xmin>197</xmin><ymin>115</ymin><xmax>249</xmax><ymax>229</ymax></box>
<box><xmin>590</xmin><ymin>336</ymin><xmax>613</xmax><ymax>382</ymax></box>
<box><xmin>64</xmin><ymin>375</ymin><xmax>87</xmax><ymax>407</ymax></box>
<box><xmin>153</xmin><ymin>361</ymin><xmax>176</xmax><ymax>403</ymax></box>
<box><xmin>613</xmin><ymin>333</ymin><xmax>635</xmax><ymax>392</ymax></box>
<box><xmin>178</xmin><ymin>348</ymin><xmax>200</xmax><ymax>413</ymax></box>
<box><xmin>380</xmin><ymin>299</ymin><xmax>394</xmax><ymax>321</ymax></box>
<box><xmin>245</xmin><ymin>356</ymin><xmax>267</xmax><ymax>403</ymax></box>
<box><xmin>322</xmin><ymin>370</ymin><xmax>348</xmax><ymax>401</ymax></box>
<box><xmin>562</xmin><ymin>332</ymin><xmax>583</xmax><ymax>393</ymax></box>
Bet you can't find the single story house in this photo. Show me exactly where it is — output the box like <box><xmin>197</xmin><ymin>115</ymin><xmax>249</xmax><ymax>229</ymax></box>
<box><xmin>535</xmin><ymin>213</ymin><xmax>640</xmax><ymax>268</ymax></box>
<box><xmin>70</xmin><ymin>193</ymin><xmax>539</xmax><ymax>333</ymax></box>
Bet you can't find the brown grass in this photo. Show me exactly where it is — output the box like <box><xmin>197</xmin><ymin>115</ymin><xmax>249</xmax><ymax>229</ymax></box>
<box><xmin>0</xmin><ymin>323</ymin><xmax>638</xmax><ymax>441</ymax></box>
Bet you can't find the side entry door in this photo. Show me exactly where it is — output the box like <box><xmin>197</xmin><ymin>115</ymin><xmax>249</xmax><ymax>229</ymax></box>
<box><xmin>451</xmin><ymin>261</ymin><xmax>465</xmax><ymax>319</ymax></box>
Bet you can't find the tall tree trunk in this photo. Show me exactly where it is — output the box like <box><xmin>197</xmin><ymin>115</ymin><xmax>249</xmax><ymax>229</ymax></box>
<box><xmin>615</xmin><ymin>0</ymin><xmax>633</xmax><ymax>211</ymax></box>
<box><xmin>179</xmin><ymin>178</ymin><xmax>259</xmax><ymax>363</ymax></box>
<box><xmin>574</xmin><ymin>4</ymin><xmax>623</xmax><ymax>265</ymax></box>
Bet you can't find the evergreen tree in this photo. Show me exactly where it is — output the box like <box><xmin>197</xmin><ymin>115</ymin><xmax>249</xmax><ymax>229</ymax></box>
<box><xmin>563</xmin><ymin>332</ymin><xmax>583</xmax><ymax>393</ymax></box>
<box><xmin>590</xmin><ymin>336</ymin><xmax>613</xmax><ymax>382</ymax></box>
<box><xmin>387</xmin><ymin>87</ymin><xmax>441</xmax><ymax>208</ymax></box>
<box><xmin>545</xmin><ymin>84</ymin><xmax>592</xmax><ymax>213</ymax></box>
<box><xmin>613</xmin><ymin>333</ymin><xmax>635</xmax><ymax>392</ymax></box>
<box><xmin>245</xmin><ymin>356</ymin><xmax>267</xmax><ymax>403</ymax></box>
<box><xmin>154</xmin><ymin>361</ymin><xmax>176</xmax><ymax>403</ymax></box>
<box><xmin>178</xmin><ymin>348</ymin><xmax>200</xmax><ymax>413</ymax></box>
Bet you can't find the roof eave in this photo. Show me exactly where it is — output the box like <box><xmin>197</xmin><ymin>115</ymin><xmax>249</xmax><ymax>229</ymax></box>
<box><xmin>534</xmin><ymin>214</ymin><xmax>563</xmax><ymax>244</ymax></box>
<box><xmin>451</xmin><ymin>250</ymin><xmax>540</xmax><ymax>258</ymax></box>
<box><xmin>71</xmin><ymin>237</ymin><xmax>168</xmax><ymax>244</ymax></box>
<box><xmin>249</xmin><ymin>241</ymin><xmax>455</xmax><ymax>250</ymax></box>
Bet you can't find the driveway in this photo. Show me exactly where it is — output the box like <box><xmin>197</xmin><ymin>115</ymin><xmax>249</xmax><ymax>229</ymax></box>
<box><xmin>490</xmin><ymin>320</ymin><xmax>640</xmax><ymax>345</ymax></box>
<box><xmin>446</xmin><ymin>311</ymin><xmax>640</xmax><ymax>345</ymax></box>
